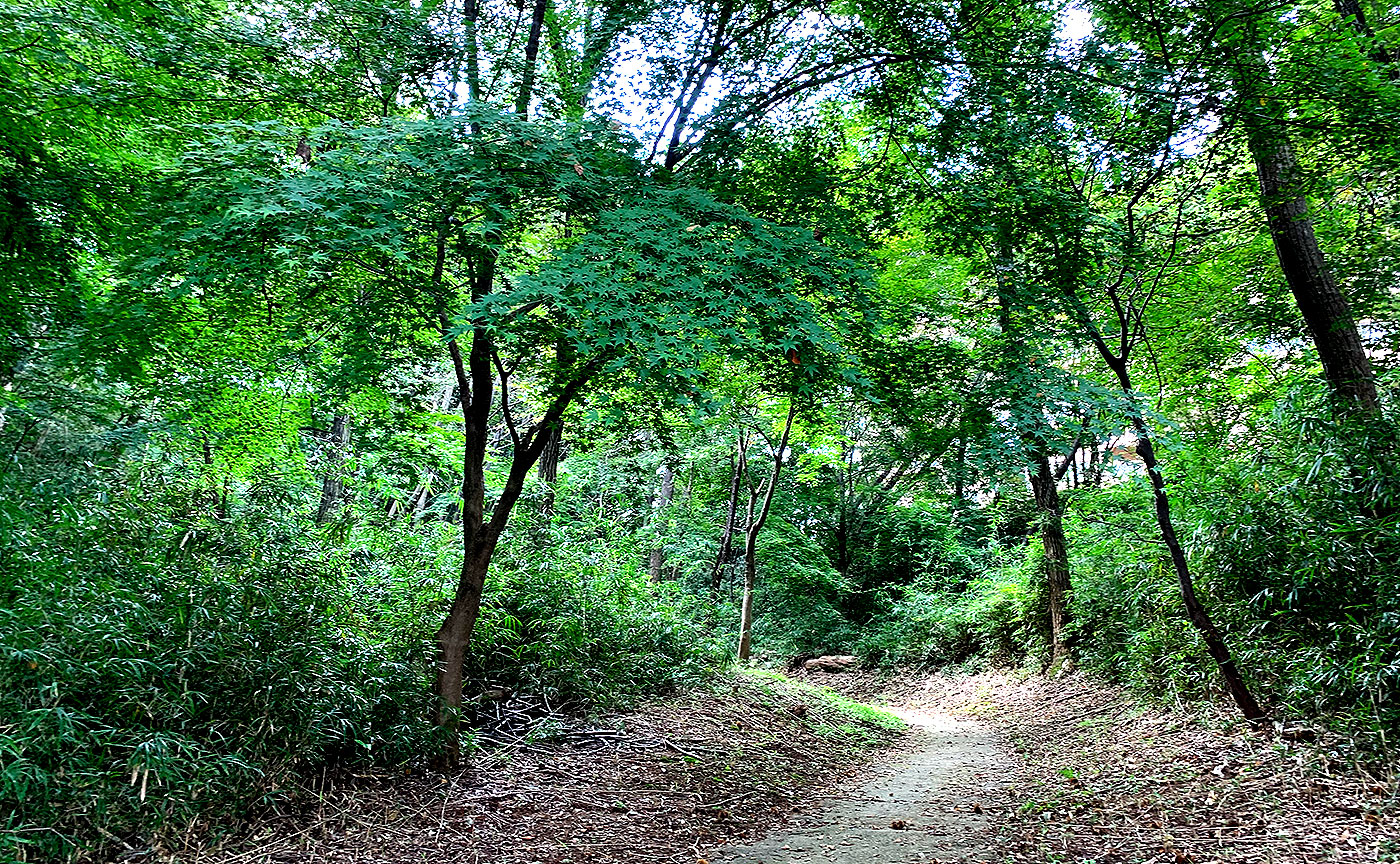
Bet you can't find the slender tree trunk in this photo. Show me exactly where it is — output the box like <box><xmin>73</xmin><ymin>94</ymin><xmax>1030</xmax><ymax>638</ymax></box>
<box><xmin>1029</xmin><ymin>453</ymin><xmax>1072</xmax><ymax>668</ymax></box>
<box><xmin>834</xmin><ymin>505</ymin><xmax>850</xmax><ymax>577</ymax></box>
<box><xmin>736</xmin><ymin>402</ymin><xmax>796</xmax><ymax>662</ymax></box>
<box><xmin>711</xmin><ymin>438</ymin><xmax>745</xmax><ymax>593</ymax></box>
<box><xmin>432</xmin><ymin>303</ymin><xmax>607</xmax><ymax>761</ymax></box>
<box><xmin>1333</xmin><ymin>0</ymin><xmax>1395</xmax><ymax>68</ymax></box>
<box><xmin>994</xmin><ymin>241</ymin><xmax>1077</xmax><ymax>666</ymax></box>
<box><xmin>514</xmin><ymin>0</ymin><xmax>549</xmax><ymax>116</ymax></box>
<box><xmin>315</xmin><ymin>413</ymin><xmax>350</xmax><ymax>524</ymax></box>
<box><xmin>435</xmin><ymin>315</ymin><xmax>495</xmax><ymax>761</ymax></box>
<box><xmin>536</xmin><ymin>340</ymin><xmax>572</xmax><ymax>514</ymax></box>
<box><xmin>648</xmin><ymin>463</ymin><xmax>675</xmax><ymax>582</ymax></box>
<box><xmin>1107</xmin><ymin>362</ymin><xmax>1267</xmax><ymax>722</ymax></box>
<box><xmin>1232</xmin><ymin>47</ymin><xmax>1379</xmax><ymax>412</ymax></box>
<box><xmin>410</xmin><ymin>470</ymin><xmax>436</xmax><ymax>521</ymax></box>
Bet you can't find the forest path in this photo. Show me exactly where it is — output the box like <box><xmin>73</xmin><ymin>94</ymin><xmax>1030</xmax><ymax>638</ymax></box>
<box><xmin>717</xmin><ymin>706</ymin><xmax>1017</xmax><ymax>864</ymax></box>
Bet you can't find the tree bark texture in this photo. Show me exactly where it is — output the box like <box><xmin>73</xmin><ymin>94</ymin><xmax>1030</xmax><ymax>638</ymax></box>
<box><xmin>1029</xmin><ymin>453</ymin><xmax>1072</xmax><ymax>666</ymax></box>
<box><xmin>1233</xmin><ymin>49</ymin><xmax>1379</xmax><ymax>412</ymax></box>
<box><xmin>315</xmin><ymin>413</ymin><xmax>350</xmax><ymax>524</ymax></box>
<box><xmin>648</xmin><ymin>463</ymin><xmax>675</xmax><ymax>582</ymax></box>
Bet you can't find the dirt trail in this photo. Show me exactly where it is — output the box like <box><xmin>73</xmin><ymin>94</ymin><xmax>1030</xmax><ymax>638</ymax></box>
<box><xmin>717</xmin><ymin>707</ymin><xmax>1017</xmax><ymax>864</ymax></box>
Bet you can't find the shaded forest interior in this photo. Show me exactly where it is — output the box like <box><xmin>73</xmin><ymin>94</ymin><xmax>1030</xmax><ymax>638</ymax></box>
<box><xmin>3</xmin><ymin>0</ymin><xmax>1400</xmax><ymax>856</ymax></box>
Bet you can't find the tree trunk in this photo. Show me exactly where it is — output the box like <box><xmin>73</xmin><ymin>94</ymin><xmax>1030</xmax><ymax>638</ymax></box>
<box><xmin>434</xmin><ymin>312</ymin><xmax>495</xmax><ymax>761</ymax></box>
<box><xmin>536</xmin><ymin>338</ymin><xmax>572</xmax><ymax>514</ymax></box>
<box><xmin>994</xmin><ymin>241</ymin><xmax>1076</xmax><ymax>667</ymax></box>
<box><xmin>1233</xmin><ymin>49</ymin><xmax>1379</xmax><ymax>412</ymax></box>
<box><xmin>648</xmin><ymin>463</ymin><xmax>675</xmax><ymax>582</ymax></box>
<box><xmin>315</xmin><ymin>413</ymin><xmax>350</xmax><ymax>524</ymax></box>
<box><xmin>431</xmin><ymin>295</ymin><xmax>608</xmax><ymax>760</ymax></box>
<box><xmin>536</xmin><ymin>425</ymin><xmax>561</xmax><ymax>483</ymax></box>
<box><xmin>1333</xmin><ymin>0</ymin><xmax>1395</xmax><ymax>69</ymax></box>
<box><xmin>1029</xmin><ymin>453</ymin><xmax>1072</xmax><ymax>668</ymax></box>
<box><xmin>735</xmin><ymin>488</ymin><xmax>760</xmax><ymax>662</ymax></box>
<box><xmin>410</xmin><ymin>470</ymin><xmax>436</xmax><ymax>521</ymax></box>
<box><xmin>736</xmin><ymin>402</ymin><xmax>796</xmax><ymax>662</ymax></box>
<box><xmin>536</xmin><ymin>421</ymin><xmax>561</xmax><ymax>515</ymax></box>
<box><xmin>834</xmin><ymin>505</ymin><xmax>850</xmax><ymax>576</ymax></box>
<box><xmin>1108</xmin><ymin>362</ymin><xmax>1267</xmax><ymax>722</ymax></box>
<box><xmin>434</xmin><ymin>537</ymin><xmax>494</xmax><ymax>752</ymax></box>
<box><xmin>711</xmin><ymin>439</ymin><xmax>745</xmax><ymax>594</ymax></box>
<box><xmin>514</xmin><ymin>0</ymin><xmax>549</xmax><ymax>116</ymax></box>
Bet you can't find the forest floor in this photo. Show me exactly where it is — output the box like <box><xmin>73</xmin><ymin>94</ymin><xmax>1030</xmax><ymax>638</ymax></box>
<box><xmin>190</xmin><ymin>670</ymin><xmax>909</xmax><ymax>864</ymax></box>
<box><xmin>904</xmin><ymin>672</ymin><xmax>1400</xmax><ymax>864</ymax></box>
<box><xmin>192</xmin><ymin>670</ymin><xmax>1400</xmax><ymax>864</ymax></box>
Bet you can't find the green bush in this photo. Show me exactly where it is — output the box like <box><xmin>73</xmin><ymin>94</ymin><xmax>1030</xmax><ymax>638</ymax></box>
<box><xmin>858</xmin><ymin>544</ymin><xmax>1038</xmax><ymax>668</ymax></box>
<box><xmin>0</xmin><ymin>474</ymin><xmax>435</xmax><ymax>860</ymax></box>
<box><xmin>0</xmin><ymin>451</ymin><xmax>731</xmax><ymax>859</ymax></box>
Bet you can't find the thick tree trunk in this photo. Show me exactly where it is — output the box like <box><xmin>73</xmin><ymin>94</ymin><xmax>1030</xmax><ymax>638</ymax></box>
<box><xmin>536</xmin><ymin>421</ymin><xmax>561</xmax><ymax>515</ymax></box>
<box><xmin>315</xmin><ymin>413</ymin><xmax>350</xmax><ymax>524</ymax></box>
<box><xmin>536</xmin><ymin>425</ymin><xmax>561</xmax><ymax>483</ymax></box>
<box><xmin>1029</xmin><ymin>453</ymin><xmax>1072</xmax><ymax>667</ymax></box>
<box><xmin>648</xmin><ymin>463</ymin><xmax>675</xmax><ymax>582</ymax></box>
<box><xmin>736</xmin><ymin>403</ymin><xmax>795</xmax><ymax>661</ymax></box>
<box><xmin>1233</xmin><ymin>51</ymin><xmax>1379</xmax><ymax>412</ymax></box>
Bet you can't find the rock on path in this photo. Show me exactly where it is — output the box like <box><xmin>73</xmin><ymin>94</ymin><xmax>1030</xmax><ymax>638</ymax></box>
<box><xmin>718</xmin><ymin>708</ymin><xmax>1016</xmax><ymax>864</ymax></box>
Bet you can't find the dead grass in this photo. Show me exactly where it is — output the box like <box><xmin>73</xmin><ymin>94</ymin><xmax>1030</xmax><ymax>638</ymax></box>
<box><xmin>175</xmin><ymin>670</ymin><xmax>905</xmax><ymax>864</ymax></box>
<box><xmin>909</xmin><ymin>671</ymin><xmax>1400</xmax><ymax>864</ymax></box>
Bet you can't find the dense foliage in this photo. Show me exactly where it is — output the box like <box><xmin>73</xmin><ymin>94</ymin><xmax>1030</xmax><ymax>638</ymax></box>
<box><xmin>3</xmin><ymin>0</ymin><xmax>1399</xmax><ymax>856</ymax></box>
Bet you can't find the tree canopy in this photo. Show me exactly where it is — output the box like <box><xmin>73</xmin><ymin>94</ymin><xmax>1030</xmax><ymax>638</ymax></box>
<box><xmin>3</xmin><ymin>0</ymin><xmax>1399</xmax><ymax>854</ymax></box>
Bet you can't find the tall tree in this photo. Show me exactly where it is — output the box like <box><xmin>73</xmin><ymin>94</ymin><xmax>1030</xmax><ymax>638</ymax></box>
<box><xmin>1222</xmin><ymin>12</ymin><xmax>1380</xmax><ymax>412</ymax></box>
<box><xmin>131</xmin><ymin>113</ymin><xmax>861</xmax><ymax>756</ymax></box>
<box><xmin>736</xmin><ymin>400</ymin><xmax>797</xmax><ymax>661</ymax></box>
